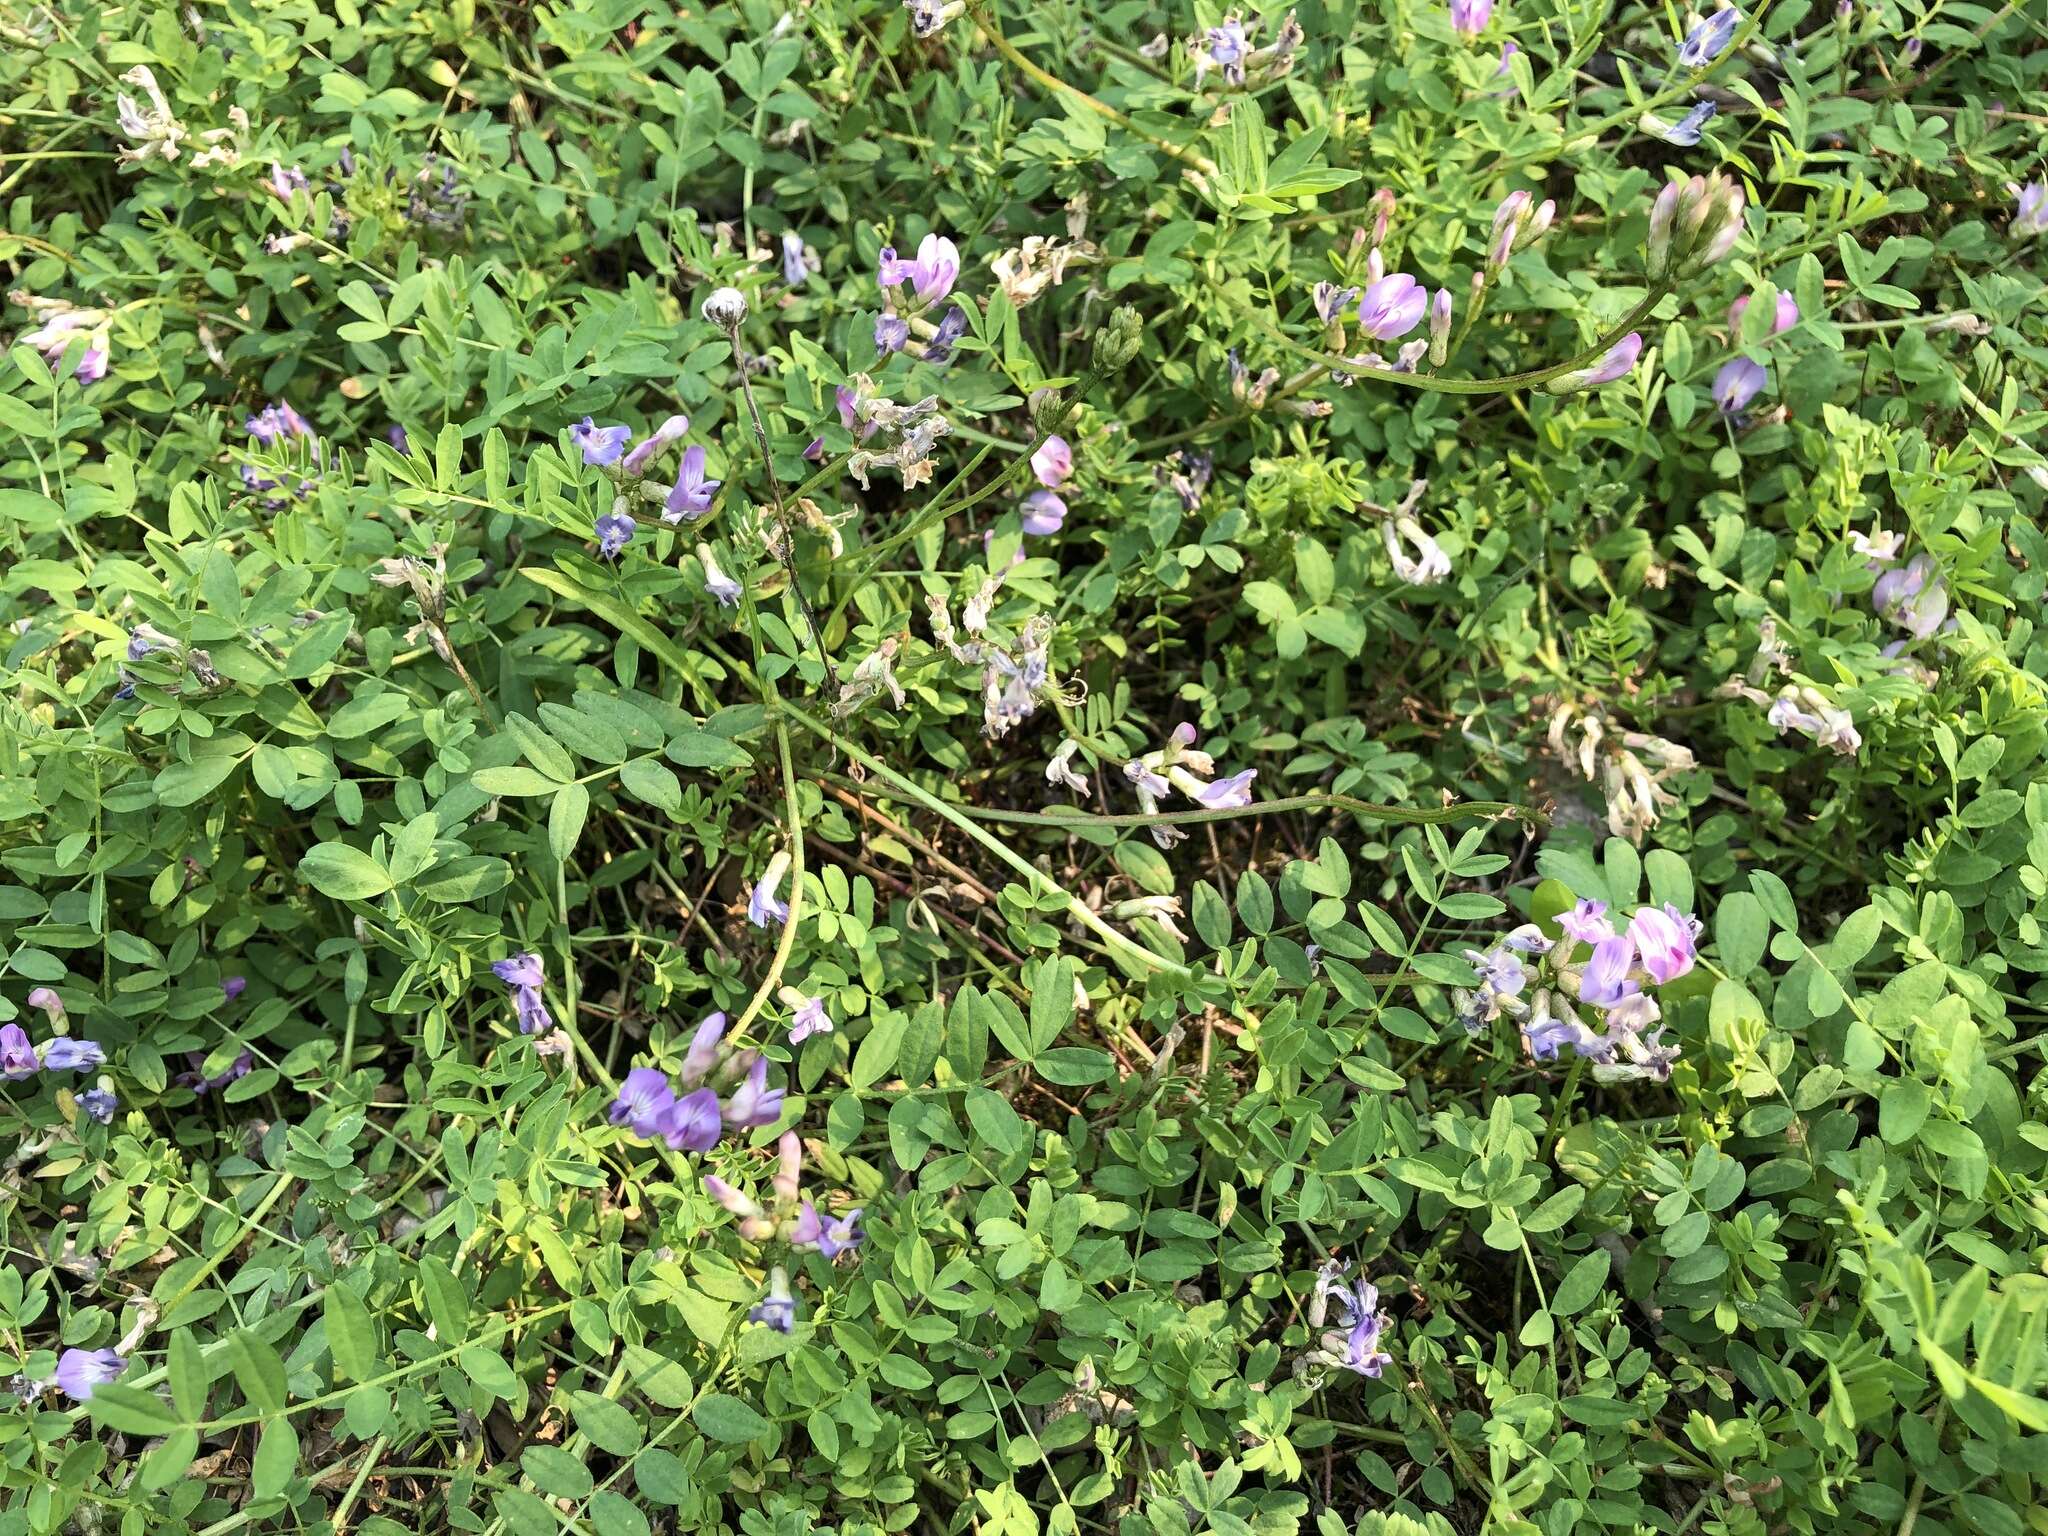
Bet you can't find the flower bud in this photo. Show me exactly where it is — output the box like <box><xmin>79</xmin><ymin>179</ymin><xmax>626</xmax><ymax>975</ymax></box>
<box><xmin>1092</xmin><ymin>305</ymin><xmax>1143</xmax><ymax>372</ymax></box>
<box><xmin>702</xmin><ymin>286</ymin><xmax>749</xmax><ymax>331</ymax></box>
<box><xmin>1648</xmin><ymin>172</ymin><xmax>1745</xmax><ymax>280</ymax></box>
<box><xmin>1028</xmin><ymin>386</ymin><xmax>1065</xmax><ymax>433</ymax></box>
<box><xmin>1544</xmin><ymin>332</ymin><xmax>1644</xmax><ymax>394</ymax></box>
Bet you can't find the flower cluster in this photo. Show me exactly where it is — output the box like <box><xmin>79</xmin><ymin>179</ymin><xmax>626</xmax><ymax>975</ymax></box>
<box><xmin>1188</xmin><ymin>10</ymin><xmax>1304</xmax><ymax>88</ymax></box>
<box><xmin>1301</xmin><ymin>1260</ymin><xmax>1393</xmax><ymax>1380</ymax></box>
<box><xmin>1714</xmin><ymin>288</ymin><xmax>1800</xmax><ymax>418</ymax></box>
<box><xmin>1121</xmin><ymin>724</ymin><xmax>1258</xmax><ymax>848</ymax></box>
<box><xmin>1</xmin><ymin>991</ymin><xmax>116</xmax><ymax>1124</ymax></box>
<box><xmin>606</xmin><ymin>1011</ymin><xmax>785</xmax><ymax>1152</ymax></box>
<box><xmin>874</xmin><ymin>233</ymin><xmax>964</xmax><ymax>362</ymax></box>
<box><xmin>928</xmin><ymin>574</ymin><xmax>1065</xmax><ymax>738</ymax></box>
<box><xmin>1872</xmin><ymin>550</ymin><xmax>1950</xmax><ymax>642</ymax></box>
<box><xmin>702</xmin><ymin>1131</ymin><xmax>866</xmax><ymax>1333</ymax></box>
<box><xmin>1646</xmin><ymin>170</ymin><xmax>1746</xmax><ymax>281</ymax></box>
<box><xmin>11</xmin><ymin>292</ymin><xmax>111</xmax><ymax>383</ymax></box>
<box><xmin>1718</xmin><ymin>617</ymin><xmax>1862</xmax><ymax>755</ymax></box>
<box><xmin>839</xmin><ymin>375</ymin><xmax>953</xmax><ymax>489</ymax></box>
<box><xmin>112</xmin><ymin>622</ymin><xmax>222</xmax><ymax>702</ymax></box>
<box><xmin>491</xmin><ymin>953</ymin><xmax>556</xmax><ymax>1035</ymax></box>
<box><xmin>113</xmin><ymin>66</ymin><xmax>188</xmax><ymax>164</ymax></box>
<box><xmin>572</xmin><ymin>413</ymin><xmax>722</xmax><ymax>559</ymax></box>
<box><xmin>1547</xmin><ymin>703</ymin><xmax>1696</xmax><ymax>843</ymax></box>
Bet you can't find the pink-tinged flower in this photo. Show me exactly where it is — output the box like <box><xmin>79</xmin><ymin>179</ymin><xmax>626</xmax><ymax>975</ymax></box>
<box><xmin>24</xmin><ymin>987</ymin><xmax>63</xmax><ymax>1024</ymax></box>
<box><xmin>785</xmin><ymin>991</ymin><xmax>832</xmax><ymax>1044</ymax></box>
<box><xmin>621</xmin><ymin>415</ymin><xmax>690</xmax><ymax>476</ymax></box>
<box><xmin>662</xmin><ymin>445</ymin><xmax>721</xmax><ymax>523</ymax></box>
<box><xmin>0</xmin><ymin>1025</ymin><xmax>37</xmax><ymax>1079</ymax></box>
<box><xmin>1556</xmin><ymin>899</ymin><xmax>1614</xmax><ymax>946</ymax></box>
<box><xmin>1545</xmin><ymin>333</ymin><xmax>1643</xmax><ymax>393</ymax></box>
<box><xmin>1628</xmin><ymin>904</ymin><xmax>1700</xmax><ymax>984</ymax></box>
<box><xmin>1578</xmin><ymin>935</ymin><xmax>1639</xmax><ymax>1007</ymax></box>
<box><xmin>55</xmin><ymin>1347</ymin><xmax>126</xmax><ymax>1402</ymax></box>
<box><xmin>1021</xmin><ymin>490</ymin><xmax>1067</xmax><ymax>536</ymax></box>
<box><xmin>1186</xmin><ymin>768</ymin><xmax>1258</xmax><ymax>809</ymax></box>
<box><xmin>1728</xmin><ymin>292</ymin><xmax>1800</xmax><ymax>334</ymax></box>
<box><xmin>1449</xmin><ymin>0</ymin><xmax>1493</xmax><ymax>37</ymax></box>
<box><xmin>680</xmin><ymin>1012</ymin><xmax>728</xmax><ymax>1084</ymax></box>
<box><xmin>1714</xmin><ymin>356</ymin><xmax>1767</xmax><ymax>414</ymax></box>
<box><xmin>836</xmin><ymin>387</ymin><xmax>859</xmax><ymax>430</ymax></box>
<box><xmin>2011</xmin><ymin>181</ymin><xmax>2048</xmax><ymax>238</ymax></box>
<box><xmin>1356</xmin><ymin>274</ymin><xmax>1427</xmax><ymax>341</ymax></box>
<box><xmin>1031</xmin><ymin>435</ymin><xmax>1072</xmax><ymax>488</ymax></box>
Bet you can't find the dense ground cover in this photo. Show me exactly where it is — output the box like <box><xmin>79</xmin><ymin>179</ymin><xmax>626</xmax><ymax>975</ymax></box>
<box><xmin>2</xmin><ymin>0</ymin><xmax>2047</xmax><ymax>1533</ymax></box>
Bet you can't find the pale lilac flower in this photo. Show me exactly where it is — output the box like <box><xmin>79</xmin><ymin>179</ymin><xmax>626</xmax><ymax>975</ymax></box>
<box><xmin>595</xmin><ymin>510</ymin><xmax>636</xmax><ymax>559</ymax></box>
<box><xmin>491</xmin><ymin>953</ymin><xmax>554</xmax><ymax>1035</ymax></box>
<box><xmin>1714</xmin><ymin>357</ymin><xmax>1767</xmax><ymax>414</ymax></box>
<box><xmin>1313</xmin><ymin>283</ymin><xmax>1359</xmax><ymax>323</ymax></box>
<box><xmin>1648</xmin><ymin>98</ymin><xmax>1717</xmax><ymax>145</ymax></box>
<box><xmin>1021</xmin><ymin>490</ymin><xmax>1067</xmax><ymax>536</ymax></box>
<box><xmin>1449</xmin><ymin>0</ymin><xmax>1493</xmax><ymax>37</ymax></box>
<box><xmin>1356</xmin><ymin>274</ymin><xmax>1427</xmax><ymax>341</ymax></box>
<box><xmin>696</xmin><ymin>544</ymin><xmax>742</xmax><ymax>608</ymax></box>
<box><xmin>1628</xmin><ymin>905</ymin><xmax>1700</xmax><ymax>983</ymax></box>
<box><xmin>723</xmin><ymin>1057</ymin><xmax>785</xmax><ymax>1129</ymax></box>
<box><xmin>875</xmin><ymin>314</ymin><xmax>910</xmax><ymax>354</ymax></box>
<box><xmin>1873</xmin><ymin>553</ymin><xmax>1948</xmax><ymax>638</ymax></box>
<box><xmin>814</xmin><ymin>1206</ymin><xmax>864</xmax><ymax>1258</ymax></box>
<box><xmin>1545</xmin><ymin>333</ymin><xmax>1643</xmax><ymax>393</ymax></box>
<box><xmin>662</xmin><ymin>1086</ymin><xmax>723</xmax><ymax>1151</ymax></box>
<box><xmin>1186</xmin><ymin>768</ymin><xmax>1257</xmax><ymax>809</ymax></box>
<box><xmin>1578</xmin><ymin>936</ymin><xmax>1639</xmax><ymax>1008</ymax></box>
<box><xmin>879</xmin><ymin>233</ymin><xmax>960</xmax><ymax>308</ymax></box>
<box><xmin>40</xmin><ymin>1039</ymin><xmax>104</xmax><ymax>1071</ymax></box>
<box><xmin>1465</xmin><ymin>946</ymin><xmax>1527</xmax><ymax>996</ymax></box>
<box><xmin>621</xmin><ymin>415</ymin><xmax>690</xmax><ymax>476</ymax></box>
<box><xmin>2012</xmin><ymin>181</ymin><xmax>2048</xmax><ymax>238</ymax></box>
<box><xmin>1557</xmin><ymin>899</ymin><xmax>1614</xmax><ymax>946</ymax></box>
<box><xmin>782</xmin><ymin>988</ymin><xmax>833</xmax><ymax>1044</ymax></box>
<box><xmin>1428</xmin><ymin>288</ymin><xmax>1453</xmax><ymax>365</ymax></box>
<box><xmin>662</xmin><ymin>446</ymin><xmax>721</xmax><ymax>522</ymax></box>
<box><xmin>1502</xmin><ymin>924</ymin><xmax>1553</xmax><ymax>955</ymax></box>
<box><xmin>1206</xmin><ymin>15</ymin><xmax>1252</xmax><ymax>82</ymax></box>
<box><xmin>1309</xmin><ymin>1262</ymin><xmax>1392</xmax><ymax>1377</ymax></box>
<box><xmin>1046</xmin><ymin>739</ymin><xmax>1091</xmax><ymax>797</ymax></box>
<box><xmin>571</xmin><ymin>419</ymin><xmax>631</xmax><ymax>466</ymax></box>
<box><xmin>78</xmin><ymin>1086</ymin><xmax>118</xmax><ymax>1123</ymax></box>
<box><xmin>781</xmin><ymin>232</ymin><xmax>809</xmax><ymax>286</ymax></box>
<box><xmin>705</xmin><ymin>1174</ymin><xmax>765</xmax><ymax>1221</ymax></box>
<box><xmin>1524</xmin><ymin>997</ymin><xmax>1609</xmax><ymax>1062</ymax></box>
<box><xmin>0</xmin><ymin>1026</ymin><xmax>36</xmax><ymax>1079</ymax></box>
<box><xmin>1729</xmin><ymin>292</ymin><xmax>1800</xmax><ymax>334</ymax></box>
<box><xmin>245</xmin><ymin>402</ymin><xmax>312</xmax><ymax>445</ymax></box>
<box><xmin>24</xmin><ymin>987</ymin><xmax>62</xmax><ymax>1024</ymax></box>
<box><xmin>748</xmin><ymin>849</ymin><xmax>791</xmax><ymax>927</ymax></box>
<box><xmin>55</xmin><ymin>1348</ymin><xmax>125</xmax><ymax>1402</ymax></box>
<box><xmin>609</xmin><ymin>1067</ymin><xmax>676</xmax><ymax>1139</ymax></box>
<box><xmin>922</xmin><ymin>305</ymin><xmax>968</xmax><ymax>364</ymax></box>
<box><xmin>1678</xmin><ymin>7</ymin><xmax>1741</xmax><ymax>68</ymax></box>
<box><xmin>1032</xmin><ymin>435</ymin><xmax>1073</xmax><ymax>488</ymax></box>
<box><xmin>677</xmin><ymin>1012</ymin><xmax>727</xmax><ymax>1085</ymax></box>
<box><xmin>265</xmin><ymin>162</ymin><xmax>309</xmax><ymax>200</ymax></box>
<box><xmin>1851</xmin><ymin>525</ymin><xmax>1902</xmax><ymax>568</ymax></box>
<box><xmin>751</xmin><ymin>1266</ymin><xmax>798</xmax><ymax>1332</ymax></box>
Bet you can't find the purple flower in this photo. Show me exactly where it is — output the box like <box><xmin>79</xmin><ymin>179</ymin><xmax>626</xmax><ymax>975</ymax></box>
<box><xmin>1654</xmin><ymin>98</ymin><xmax>1718</xmax><ymax>145</ymax></box>
<box><xmin>1873</xmin><ymin>552</ymin><xmax>1949</xmax><ymax>638</ymax></box>
<box><xmin>1546</xmin><ymin>333</ymin><xmax>1643</xmax><ymax>393</ymax></box>
<box><xmin>661</xmin><ymin>1086</ymin><xmax>724</xmax><ymax>1151</ymax></box>
<box><xmin>76</xmin><ymin>348</ymin><xmax>108</xmax><ymax>384</ymax></box>
<box><xmin>922</xmin><ymin>305</ymin><xmax>968</xmax><ymax>365</ymax></box>
<box><xmin>387</xmin><ymin>424</ymin><xmax>410</xmax><ymax>452</ymax></box>
<box><xmin>1313</xmin><ymin>283</ymin><xmax>1359</xmax><ymax>323</ymax></box>
<box><xmin>621</xmin><ymin>415</ymin><xmax>690</xmax><ymax>476</ymax></box>
<box><xmin>0</xmin><ymin>1025</ymin><xmax>37</xmax><ymax>1080</ymax></box>
<box><xmin>1678</xmin><ymin>7</ymin><xmax>1741</xmax><ymax>68</ymax></box>
<box><xmin>836</xmin><ymin>387</ymin><xmax>859</xmax><ymax>431</ymax></box>
<box><xmin>880</xmin><ymin>233</ymin><xmax>960</xmax><ymax>308</ymax></box>
<box><xmin>246</xmin><ymin>402</ymin><xmax>312</xmax><ymax>445</ymax></box>
<box><xmin>1032</xmin><ymin>435</ymin><xmax>1073</xmax><ymax>488</ymax></box>
<box><xmin>595</xmin><ymin>511</ymin><xmax>636</xmax><ymax>559</ymax></box>
<box><xmin>77</xmin><ymin>1087</ymin><xmax>117</xmax><ymax>1123</ymax></box>
<box><xmin>748</xmin><ymin>850</ymin><xmax>791</xmax><ymax>927</ymax></box>
<box><xmin>811</xmin><ymin>1205</ymin><xmax>864</xmax><ymax>1259</ymax></box>
<box><xmin>1314</xmin><ymin>1265</ymin><xmax>1392</xmax><ymax>1377</ymax></box>
<box><xmin>1356</xmin><ymin>274</ymin><xmax>1427</xmax><ymax>341</ymax></box>
<box><xmin>662</xmin><ymin>446</ymin><xmax>721</xmax><ymax>523</ymax></box>
<box><xmin>2013</xmin><ymin>181</ymin><xmax>2048</xmax><ymax>238</ymax></box>
<box><xmin>1629</xmin><ymin>905</ymin><xmax>1701</xmax><ymax>984</ymax></box>
<box><xmin>750</xmin><ymin>1266</ymin><xmax>798</xmax><ymax>1332</ymax></box>
<box><xmin>1525</xmin><ymin>1006</ymin><xmax>1609</xmax><ymax>1062</ymax></box>
<box><xmin>1449</xmin><ymin>0</ymin><xmax>1492</xmax><ymax>35</ymax></box>
<box><xmin>265</xmin><ymin>162</ymin><xmax>309</xmax><ymax>200</ymax></box>
<box><xmin>874</xmin><ymin>314</ymin><xmax>910</xmax><ymax>355</ymax></box>
<box><xmin>180</xmin><ymin>1048</ymin><xmax>253</xmax><ymax>1094</ymax></box>
<box><xmin>695</xmin><ymin>544</ymin><xmax>742</xmax><ymax>608</ymax></box>
<box><xmin>787</xmin><ymin>993</ymin><xmax>832</xmax><ymax>1044</ymax></box>
<box><xmin>1021</xmin><ymin>490</ymin><xmax>1067</xmax><ymax>536</ymax></box>
<box><xmin>1728</xmin><ymin>292</ymin><xmax>1800</xmax><ymax>334</ymax></box>
<box><xmin>1207</xmin><ymin>16</ymin><xmax>1252</xmax><ymax>81</ymax></box>
<box><xmin>723</xmin><ymin>1057</ymin><xmax>785</xmax><ymax>1130</ymax></box>
<box><xmin>1495</xmin><ymin>40</ymin><xmax>1519</xmax><ymax>76</ymax></box>
<box><xmin>1578</xmin><ymin>936</ymin><xmax>1639</xmax><ymax>1008</ymax></box>
<box><xmin>781</xmin><ymin>231</ymin><xmax>809</xmax><ymax>287</ymax></box>
<box><xmin>1466</xmin><ymin>947</ymin><xmax>1526</xmax><ymax>996</ymax></box>
<box><xmin>1714</xmin><ymin>356</ymin><xmax>1767</xmax><ymax>414</ymax></box>
<box><xmin>571</xmin><ymin>418</ymin><xmax>632</xmax><ymax>467</ymax></box>
<box><xmin>55</xmin><ymin>1348</ymin><xmax>126</xmax><ymax>1402</ymax></box>
<box><xmin>492</xmin><ymin>953</ymin><xmax>554</xmax><ymax>1035</ymax></box>
<box><xmin>609</xmin><ymin>1067</ymin><xmax>676</xmax><ymax>1138</ymax></box>
<box><xmin>681</xmin><ymin>1011</ymin><xmax>728</xmax><ymax>1085</ymax></box>
<box><xmin>40</xmin><ymin>1038</ymin><xmax>104</xmax><ymax>1071</ymax></box>
<box><xmin>1189</xmin><ymin>768</ymin><xmax>1258</xmax><ymax>809</ymax></box>
<box><xmin>222</xmin><ymin>976</ymin><xmax>247</xmax><ymax>1002</ymax></box>
<box><xmin>1556</xmin><ymin>898</ymin><xmax>1614</xmax><ymax>946</ymax></box>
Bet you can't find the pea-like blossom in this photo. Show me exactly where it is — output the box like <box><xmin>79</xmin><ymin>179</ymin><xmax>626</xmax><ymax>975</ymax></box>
<box><xmin>723</xmin><ymin>1057</ymin><xmax>786</xmax><ymax>1129</ymax></box>
<box><xmin>1383</xmin><ymin>516</ymin><xmax>1452</xmax><ymax>586</ymax></box>
<box><xmin>1523</xmin><ymin>994</ymin><xmax>1609</xmax><ymax>1061</ymax></box>
<box><xmin>609</xmin><ymin>1067</ymin><xmax>676</xmax><ymax>1139</ymax></box>
<box><xmin>879</xmin><ymin>233</ymin><xmax>960</xmax><ymax>309</ymax></box>
<box><xmin>874</xmin><ymin>314</ymin><xmax>910</xmax><ymax>355</ymax></box>
<box><xmin>781</xmin><ymin>232</ymin><xmax>809</xmax><ymax>286</ymax></box>
<box><xmin>16</xmin><ymin>305</ymin><xmax>112</xmax><ymax>383</ymax></box>
<box><xmin>1307</xmin><ymin>1261</ymin><xmax>1393</xmax><ymax>1378</ymax></box>
<box><xmin>1646</xmin><ymin>98</ymin><xmax>1717</xmax><ymax>146</ymax></box>
<box><xmin>1714</xmin><ymin>357</ymin><xmax>1767</xmax><ymax>414</ymax></box>
<box><xmin>792</xmin><ymin>1202</ymin><xmax>865</xmax><ymax>1259</ymax></box>
<box><xmin>1767</xmin><ymin>685</ymin><xmax>1862</xmax><ymax>755</ymax></box>
<box><xmin>55</xmin><ymin>1348</ymin><xmax>126</xmax><ymax>1402</ymax></box>
<box><xmin>595</xmin><ymin>510</ymin><xmax>636</xmax><ymax>559</ymax></box>
<box><xmin>246</xmin><ymin>402</ymin><xmax>313</xmax><ymax>445</ymax></box>
<box><xmin>77</xmin><ymin>1086</ymin><xmax>118</xmax><ymax>1123</ymax></box>
<box><xmin>662</xmin><ymin>446</ymin><xmax>721</xmax><ymax>522</ymax></box>
<box><xmin>1021</xmin><ymin>490</ymin><xmax>1067</xmax><ymax>536</ymax></box>
<box><xmin>1032</xmin><ymin>435</ymin><xmax>1073</xmax><ymax>488</ymax></box>
<box><xmin>1356</xmin><ymin>274</ymin><xmax>1427</xmax><ymax>341</ymax></box>
<box><xmin>1851</xmin><ymin>525</ymin><xmax>1902</xmax><ymax>568</ymax></box>
<box><xmin>689</xmin><ymin>543</ymin><xmax>741</xmax><ymax>609</ymax></box>
<box><xmin>681</xmin><ymin>1012</ymin><xmax>728</xmax><ymax>1084</ymax></box>
<box><xmin>1046</xmin><ymin>739</ymin><xmax>1091</xmax><ymax>798</ymax></box>
<box><xmin>0</xmin><ymin>1025</ymin><xmax>37</xmax><ymax>1079</ymax></box>
<box><xmin>662</xmin><ymin>1087</ymin><xmax>724</xmax><ymax>1151</ymax></box>
<box><xmin>222</xmin><ymin>976</ymin><xmax>247</xmax><ymax>1002</ymax></box>
<box><xmin>748</xmin><ymin>849</ymin><xmax>792</xmax><ymax>927</ymax></box>
<box><xmin>1627</xmin><ymin>905</ymin><xmax>1700</xmax><ymax>984</ymax></box>
<box><xmin>491</xmin><ymin>953</ymin><xmax>554</xmax><ymax>1035</ymax></box>
<box><xmin>2011</xmin><ymin>182</ymin><xmax>2048</xmax><ymax>238</ymax></box>
<box><xmin>1204</xmin><ymin>15</ymin><xmax>1252</xmax><ymax>81</ymax></box>
<box><xmin>1677</xmin><ymin>7</ymin><xmax>1741</xmax><ymax>68</ymax></box>
<box><xmin>621</xmin><ymin>415</ymin><xmax>690</xmax><ymax>477</ymax></box>
<box><xmin>1557</xmin><ymin>899</ymin><xmax>1614</xmax><ymax>946</ymax></box>
<box><xmin>1729</xmin><ymin>292</ymin><xmax>1800</xmax><ymax>334</ymax></box>
<box><xmin>1578</xmin><ymin>936</ymin><xmax>1639</xmax><ymax>1008</ymax></box>
<box><xmin>750</xmin><ymin>1266</ymin><xmax>798</xmax><ymax>1332</ymax></box>
<box><xmin>571</xmin><ymin>418</ymin><xmax>631</xmax><ymax>466</ymax></box>
<box><xmin>1449</xmin><ymin>0</ymin><xmax>1493</xmax><ymax>37</ymax></box>
<box><xmin>40</xmin><ymin>1038</ymin><xmax>105</xmax><ymax>1071</ymax></box>
<box><xmin>779</xmin><ymin>987</ymin><xmax>833</xmax><ymax>1044</ymax></box>
<box><xmin>1872</xmin><ymin>552</ymin><xmax>1948</xmax><ymax>639</ymax></box>
<box><xmin>1545</xmin><ymin>333</ymin><xmax>1643</xmax><ymax>393</ymax></box>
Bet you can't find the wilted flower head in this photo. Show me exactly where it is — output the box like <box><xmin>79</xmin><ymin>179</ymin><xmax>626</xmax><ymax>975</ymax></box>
<box><xmin>702</xmin><ymin>286</ymin><xmax>749</xmax><ymax>330</ymax></box>
<box><xmin>1305</xmin><ymin>1261</ymin><xmax>1393</xmax><ymax>1378</ymax></box>
<box><xmin>696</xmin><ymin>543</ymin><xmax>743</xmax><ymax>608</ymax></box>
<box><xmin>988</xmin><ymin>236</ymin><xmax>1099</xmax><ymax>309</ymax></box>
<box><xmin>1383</xmin><ymin>516</ymin><xmax>1452</xmax><ymax>586</ymax></box>
<box><xmin>114</xmin><ymin>66</ymin><xmax>185</xmax><ymax>164</ymax></box>
<box><xmin>1677</xmin><ymin>7</ymin><xmax>1741</xmax><ymax>68</ymax></box>
<box><xmin>906</xmin><ymin>0</ymin><xmax>965</xmax><ymax>39</ymax></box>
<box><xmin>1767</xmin><ymin>685</ymin><xmax>1862</xmax><ymax>755</ymax></box>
